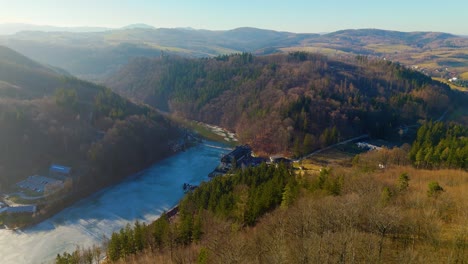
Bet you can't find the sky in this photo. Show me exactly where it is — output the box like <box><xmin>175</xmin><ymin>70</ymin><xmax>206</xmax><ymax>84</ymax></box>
<box><xmin>0</xmin><ymin>0</ymin><xmax>467</xmax><ymax>35</ymax></box>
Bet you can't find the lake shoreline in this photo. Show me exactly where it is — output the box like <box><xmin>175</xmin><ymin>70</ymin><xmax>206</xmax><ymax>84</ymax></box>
<box><xmin>3</xmin><ymin>120</ymin><xmax>235</xmax><ymax>230</ymax></box>
<box><xmin>1</xmin><ymin>137</ymin><xmax>202</xmax><ymax>230</ymax></box>
<box><xmin>0</xmin><ymin>141</ymin><xmax>228</xmax><ymax>263</ymax></box>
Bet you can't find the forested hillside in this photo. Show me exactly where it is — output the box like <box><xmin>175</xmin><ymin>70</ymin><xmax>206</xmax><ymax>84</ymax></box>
<box><xmin>0</xmin><ymin>46</ymin><xmax>180</xmax><ymax>194</ymax></box>
<box><xmin>106</xmin><ymin>52</ymin><xmax>462</xmax><ymax>155</ymax></box>
<box><xmin>0</xmin><ymin>45</ymin><xmax>66</xmax><ymax>98</ymax></box>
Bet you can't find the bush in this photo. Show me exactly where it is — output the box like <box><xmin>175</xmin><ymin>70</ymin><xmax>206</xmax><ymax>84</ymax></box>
<box><xmin>427</xmin><ymin>181</ymin><xmax>444</xmax><ymax>198</ymax></box>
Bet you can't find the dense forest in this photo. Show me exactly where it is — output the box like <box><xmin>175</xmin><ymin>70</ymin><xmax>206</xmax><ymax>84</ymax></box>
<box><xmin>409</xmin><ymin>122</ymin><xmax>467</xmax><ymax>169</ymax></box>
<box><xmin>106</xmin><ymin>52</ymin><xmax>463</xmax><ymax>155</ymax></box>
<box><xmin>57</xmin><ymin>145</ymin><xmax>468</xmax><ymax>264</ymax></box>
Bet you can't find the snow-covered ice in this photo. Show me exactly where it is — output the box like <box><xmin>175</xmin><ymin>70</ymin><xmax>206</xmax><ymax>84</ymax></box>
<box><xmin>0</xmin><ymin>142</ymin><xmax>225</xmax><ymax>264</ymax></box>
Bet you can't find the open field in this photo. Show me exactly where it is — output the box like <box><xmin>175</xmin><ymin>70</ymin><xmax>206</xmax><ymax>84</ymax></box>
<box><xmin>282</xmin><ymin>42</ymin><xmax>468</xmax><ymax>80</ymax></box>
<box><xmin>280</xmin><ymin>46</ymin><xmax>350</xmax><ymax>56</ymax></box>
<box><xmin>433</xmin><ymin>77</ymin><xmax>468</xmax><ymax>91</ymax></box>
<box><xmin>296</xmin><ymin>142</ymin><xmax>364</xmax><ymax>171</ymax></box>
<box><xmin>366</xmin><ymin>44</ymin><xmax>416</xmax><ymax>53</ymax></box>
<box><xmin>460</xmin><ymin>72</ymin><xmax>468</xmax><ymax>79</ymax></box>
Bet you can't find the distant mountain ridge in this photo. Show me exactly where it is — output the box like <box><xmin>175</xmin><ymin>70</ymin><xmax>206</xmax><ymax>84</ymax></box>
<box><xmin>0</xmin><ymin>23</ymin><xmax>111</xmax><ymax>35</ymax></box>
<box><xmin>122</xmin><ymin>23</ymin><xmax>156</xmax><ymax>30</ymax></box>
<box><xmin>0</xmin><ymin>27</ymin><xmax>466</xmax><ymax>80</ymax></box>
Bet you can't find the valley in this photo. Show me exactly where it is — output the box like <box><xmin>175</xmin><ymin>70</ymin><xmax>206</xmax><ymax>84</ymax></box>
<box><xmin>0</xmin><ymin>46</ymin><xmax>184</xmax><ymax>229</ymax></box>
<box><xmin>0</xmin><ymin>17</ymin><xmax>466</xmax><ymax>264</ymax></box>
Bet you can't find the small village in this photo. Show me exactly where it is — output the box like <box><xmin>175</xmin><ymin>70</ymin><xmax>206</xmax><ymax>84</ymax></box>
<box><xmin>205</xmin><ymin>137</ymin><xmax>396</xmax><ymax>182</ymax></box>
<box><xmin>204</xmin><ymin>135</ymin><xmax>396</xmax><ymax>184</ymax></box>
<box><xmin>0</xmin><ymin>164</ymin><xmax>72</xmax><ymax>227</ymax></box>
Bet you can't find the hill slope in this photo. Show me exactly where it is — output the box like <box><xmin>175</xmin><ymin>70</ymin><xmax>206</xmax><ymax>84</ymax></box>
<box><xmin>106</xmin><ymin>53</ymin><xmax>464</xmax><ymax>155</ymax></box>
<box><xmin>0</xmin><ymin>46</ymin><xmax>64</xmax><ymax>98</ymax></box>
<box><xmin>58</xmin><ymin>147</ymin><xmax>468</xmax><ymax>263</ymax></box>
<box><xmin>0</xmin><ymin>46</ymin><xmax>180</xmax><ymax>195</ymax></box>
<box><xmin>0</xmin><ymin>27</ymin><xmax>309</xmax><ymax>80</ymax></box>
<box><xmin>1</xmin><ymin>27</ymin><xmax>466</xmax><ymax>81</ymax></box>
<box><xmin>285</xmin><ymin>29</ymin><xmax>468</xmax><ymax>79</ymax></box>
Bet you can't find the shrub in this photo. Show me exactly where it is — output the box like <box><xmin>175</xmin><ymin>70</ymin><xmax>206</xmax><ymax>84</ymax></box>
<box><xmin>427</xmin><ymin>181</ymin><xmax>444</xmax><ymax>198</ymax></box>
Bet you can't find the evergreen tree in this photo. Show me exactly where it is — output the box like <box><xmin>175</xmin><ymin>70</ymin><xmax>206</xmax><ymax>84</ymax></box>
<box><xmin>398</xmin><ymin>172</ymin><xmax>410</xmax><ymax>192</ymax></box>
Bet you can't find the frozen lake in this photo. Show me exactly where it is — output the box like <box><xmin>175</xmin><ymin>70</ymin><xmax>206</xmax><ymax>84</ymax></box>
<box><xmin>0</xmin><ymin>142</ymin><xmax>227</xmax><ymax>264</ymax></box>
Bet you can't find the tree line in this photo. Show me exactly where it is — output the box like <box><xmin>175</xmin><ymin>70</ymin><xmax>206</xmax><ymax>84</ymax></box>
<box><xmin>410</xmin><ymin>121</ymin><xmax>467</xmax><ymax>169</ymax></box>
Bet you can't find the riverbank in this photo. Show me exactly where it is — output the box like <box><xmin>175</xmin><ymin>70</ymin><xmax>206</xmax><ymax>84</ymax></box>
<box><xmin>0</xmin><ymin>131</ymin><xmax>201</xmax><ymax>230</ymax></box>
<box><xmin>0</xmin><ymin>111</ymin><xmax>240</xmax><ymax>230</ymax></box>
<box><xmin>0</xmin><ymin>142</ymin><xmax>226</xmax><ymax>264</ymax></box>
<box><xmin>169</xmin><ymin>115</ymin><xmax>239</xmax><ymax>147</ymax></box>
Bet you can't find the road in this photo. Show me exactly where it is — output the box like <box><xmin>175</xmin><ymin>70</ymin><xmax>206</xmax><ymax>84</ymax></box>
<box><xmin>436</xmin><ymin>110</ymin><xmax>449</xmax><ymax>122</ymax></box>
<box><xmin>397</xmin><ymin>109</ymin><xmax>449</xmax><ymax>131</ymax></box>
<box><xmin>296</xmin><ymin>110</ymin><xmax>449</xmax><ymax>162</ymax></box>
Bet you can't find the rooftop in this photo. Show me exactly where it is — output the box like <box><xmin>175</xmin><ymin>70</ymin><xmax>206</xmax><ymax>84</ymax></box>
<box><xmin>17</xmin><ymin>175</ymin><xmax>63</xmax><ymax>193</ymax></box>
<box><xmin>49</xmin><ymin>164</ymin><xmax>71</xmax><ymax>174</ymax></box>
<box><xmin>5</xmin><ymin>205</ymin><xmax>36</xmax><ymax>214</ymax></box>
<box><xmin>221</xmin><ymin>145</ymin><xmax>252</xmax><ymax>163</ymax></box>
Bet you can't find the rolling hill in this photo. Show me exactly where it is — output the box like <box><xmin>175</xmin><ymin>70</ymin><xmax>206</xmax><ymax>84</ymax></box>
<box><xmin>0</xmin><ymin>23</ymin><xmax>111</xmax><ymax>35</ymax></box>
<box><xmin>105</xmin><ymin>52</ymin><xmax>465</xmax><ymax>155</ymax></box>
<box><xmin>0</xmin><ymin>45</ymin><xmax>66</xmax><ymax>98</ymax></box>
<box><xmin>284</xmin><ymin>29</ymin><xmax>468</xmax><ymax>80</ymax></box>
<box><xmin>0</xmin><ymin>27</ymin><xmax>466</xmax><ymax>82</ymax></box>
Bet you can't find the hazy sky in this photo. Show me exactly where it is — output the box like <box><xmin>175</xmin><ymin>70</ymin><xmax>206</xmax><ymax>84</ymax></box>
<box><xmin>0</xmin><ymin>0</ymin><xmax>467</xmax><ymax>34</ymax></box>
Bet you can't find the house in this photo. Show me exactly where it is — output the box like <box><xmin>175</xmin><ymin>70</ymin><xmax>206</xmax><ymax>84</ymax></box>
<box><xmin>209</xmin><ymin>145</ymin><xmax>266</xmax><ymax>177</ymax></box>
<box><xmin>221</xmin><ymin>145</ymin><xmax>252</xmax><ymax>167</ymax></box>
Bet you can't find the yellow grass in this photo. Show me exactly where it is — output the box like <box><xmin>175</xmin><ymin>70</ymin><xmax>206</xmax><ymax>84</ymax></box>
<box><xmin>460</xmin><ymin>71</ymin><xmax>468</xmax><ymax>79</ymax></box>
<box><xmin>375</xmin><ymin>167</ymin><xmax>468</xmax><ymax>239</ymax></box>
<box><xmin>366</xmin><ymin>44</ymin><xmax>415</xmax><ymax>53</ymax></box>
<box><xmin>280</xmin><ymin>46</ymin><xmax>350</xmax><ymax>56</ymax></box>
<box><xmin>296</xmin><ymin>148</ymin><xmax>355</xmax><ymax>174</ymax></box>
<box><xmin>144</xmin><ymin>43</ymin><xmax>194</xmax><ymax>54</ymax></box>
<box><xmin>433</xmin><ymin>77</ymin><xmax>468</xmax><ymax>91</ymax></box>
<box><xmin>417</xmin><ymin>62</ymin><xmax>440</xmax><ymax>68</ymax></box>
